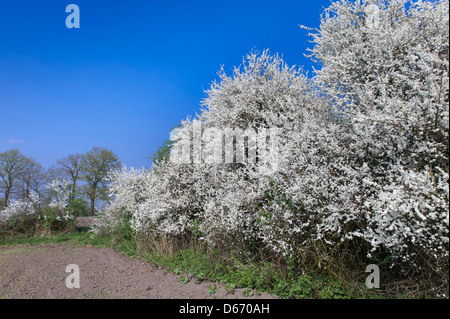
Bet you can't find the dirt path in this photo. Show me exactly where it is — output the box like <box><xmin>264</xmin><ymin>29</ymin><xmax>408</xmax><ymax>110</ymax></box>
<box><xmin>0</xmin><ymin>242</ymin><xmax>278</xmax><ymax>299</ymax></box>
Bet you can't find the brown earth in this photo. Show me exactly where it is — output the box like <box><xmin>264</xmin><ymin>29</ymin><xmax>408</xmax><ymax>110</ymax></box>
<box><xmin>0</xmin><ymin>242</ymin><xmax>279</xmax><ymax>299</ymax></box>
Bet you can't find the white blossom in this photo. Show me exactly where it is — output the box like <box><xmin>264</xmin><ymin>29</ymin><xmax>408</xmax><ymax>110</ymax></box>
<box><xmin>94</xmin><ymin>0</ymin><xmax>448</xmax><ymax>270</ymax></box>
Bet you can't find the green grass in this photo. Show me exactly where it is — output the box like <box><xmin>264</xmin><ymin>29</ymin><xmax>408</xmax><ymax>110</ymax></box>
<box><xmin>0</xmin><ymin>231</ymin><xmax>89</xmax><ymax>246</ymax></box>
<box><xmin>131</xmin><ymin>241</ymin><xmax>388</xmax><ymax>299</ymax></box>
<box><xmin>0</xmin><ymin>229</ymin><xmax>126</xmax><ymax>252</ymax></box>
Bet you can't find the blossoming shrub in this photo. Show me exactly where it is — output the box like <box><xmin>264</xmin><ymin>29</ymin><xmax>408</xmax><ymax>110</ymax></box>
<box><xmin>0</xmin><ymin>180</ymin><xmax>76</xmax><ymax>238</ymax></box>
<box><xmin>94</xmin><ymin>51</ymin><xmax>326</xmax><ymax>254</ymax></box>
<box><xmin>0</xmin><ymin>192</ymin><xmax>41</xmax><ymax>235</ymax></box>
<box><xmin>94</xmin><ymin>0</ymin><xmax>448</xmax><ymax>292</ymax></box>
<box><xmin>303</xmin><ymin>0</ymin><xmax>449</xmax><ymax>276</ymax></box>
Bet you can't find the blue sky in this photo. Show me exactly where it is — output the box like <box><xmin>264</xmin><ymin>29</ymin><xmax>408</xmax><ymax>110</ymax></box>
<box><xmin>0</xmin><ymin>0</ymin><xmax>331</xmax><ymax>169</ymax></box>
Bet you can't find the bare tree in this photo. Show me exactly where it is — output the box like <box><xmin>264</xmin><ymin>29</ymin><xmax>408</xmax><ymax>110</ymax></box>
<box><xmin>0</xmin><ymin>149</ymin><xmax>28</xmax><ymax>206</ymax></box>
<box><xmin>17</xmin><ymin>157</ymin><xmax>45</xmax><ymax>199</ymax></box>
<box><xmin>80</xmin><ymin>147</ymin><xmax>121</xmax><ymax>215</ymax></box>
<box><xmin>53</xmin><ymin>153</ymin><xmax>83</xmax><ymax>205</ymax></box>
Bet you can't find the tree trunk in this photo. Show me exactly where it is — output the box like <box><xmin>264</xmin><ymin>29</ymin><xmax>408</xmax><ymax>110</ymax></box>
<box><xmin>4</xmin><ymin>187</ymin><xmax>11</xmax><ymax>207</ymax></box>
<box><xmin>89</xmin><ymin>185</ymin><xmax>97</xmax><ymax>216</ymax></box>
<box><xmin>90</xmin><ymin>196</ymin><xmax>95</xmax><ymax>216</ymax></box>
<box><xmin>71</xmin><ymin>179</ymin><xmax>77</xmax><ymax>206</ymax></box>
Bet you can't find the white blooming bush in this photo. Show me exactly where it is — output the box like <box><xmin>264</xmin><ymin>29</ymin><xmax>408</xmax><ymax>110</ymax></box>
<box><xmin>0</xmin><ymin>192</ymin><xmax>49</xmax><ymax>238</ymax></box>
<box><xmin>94</xmin><ymin>51</ymin><xmax>326</xmax><ymax>251</ymax></box>
<box><xmin>358</xmin><ymin>165</ymin><xmax>449</xmax><ymax>263</ymax></box>
<box><xmin>47</xmin><ymin>178</ymin><xmax>73</xmax><ymax>221</ymax></box>
<box><xmin>302</xmin><ymin>0</ymin><xmax>449</xmax><ymax>273</ymax></box>
<box><xmin>0</xmin><ymin>179</ymin><xmax>77</xmax><ymax>237</ymax></box>
<box><xmin>94</xmin><ymin>0</ymin><xmax>448</xmax><ymax>290</ymax></box>
<box><xmin>0</xmin><ymin>192</ymin><xmax>41</xmax><ymax>226</ymax></box>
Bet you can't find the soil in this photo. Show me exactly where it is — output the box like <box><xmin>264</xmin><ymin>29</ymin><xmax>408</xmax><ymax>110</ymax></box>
<box><xmin>0</xmin><ymin>242</ymin><xmax>279</xmax><ymax>299</ymax></box>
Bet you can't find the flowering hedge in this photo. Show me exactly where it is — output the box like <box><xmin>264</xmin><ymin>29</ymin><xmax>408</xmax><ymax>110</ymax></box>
<box><xmin>0</xmin><ymin>179</ymin><xmax>75</xmax><ymax>235</ymax></box>
<box><xmin>93</xmin><ymin>0</ymin><xmax>448</xmax><ymax>282</ymax></box>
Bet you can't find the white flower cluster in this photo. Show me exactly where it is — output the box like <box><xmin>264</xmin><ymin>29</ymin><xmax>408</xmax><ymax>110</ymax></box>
<box><xmin>96</xmin><ymin>0</ymin><xmax>448</xmax><ymax>269</ymax></box>
<box><xmin>0</xmin><ymin>192</ymin><xmax>41</xmax><ymax>225</ymax></box>
<box><xmin>47</xmin><ymin>179</ymin><xmax>73</xmax><ymax>221</ymax></box>
<box><xmin>303</xmin><ymin>0</ymin><xmax>449</xmax><ymax>264</ymax></box>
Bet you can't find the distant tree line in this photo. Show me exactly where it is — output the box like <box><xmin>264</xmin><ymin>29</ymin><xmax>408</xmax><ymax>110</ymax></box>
<box><xmin>0</xmin><ymin>146</ymin><xmax>121</xmax><ymax>216</ymax></box>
